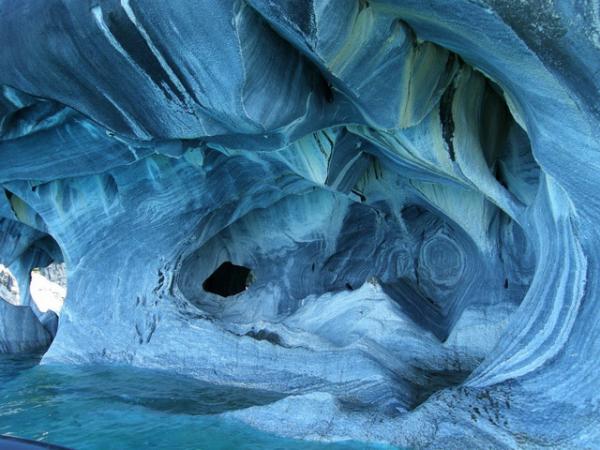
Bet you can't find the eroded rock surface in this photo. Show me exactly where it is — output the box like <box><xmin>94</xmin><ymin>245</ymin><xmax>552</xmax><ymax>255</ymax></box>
<box><xmin>0</xmin><ymin>300</ymin><xmax>52</xmax><ymax>354</ymax></box>
<box><xmin>1</xmin><ymin>1</ymin><xmax>599</xmax><ymax>448</ymax></box>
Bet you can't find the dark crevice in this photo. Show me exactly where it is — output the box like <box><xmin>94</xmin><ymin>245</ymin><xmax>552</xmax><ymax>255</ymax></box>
<box><xmin>125</xmin><ymin>1</ymin><xmax>204</xmax><ymax>109</ymax></box>
<box><xmin>411</xmin><ymin>369</ymin><xmax>472</xmax><ymax>409</ymax></box>
<box><xmin>4</xmin><ymin>189</ymin><xmax>15</xmax><ymax>215</ymax></box>
<box><xmin>105</xmin><ymin>9</ymin><xmax>185</xmax><ymax>104</ymax></box>
<box><xmin>440</xmin><ymin>82</ymin><xmax>456</xmax><ymax>162</ymax></box>
<box><xmin>358</xmin><ymin>0</ymin><xmax>371</xmax><ymax>11</ymax></box>
<box><xmin>319</xmin><ymin>74</ymin><xmax>334</xmax><ymax>103</ymax></box>
<box><xmin>444</xmin><ymin>52</ymin><xmax>457</xmax><ymax>74</ymax></box>
<box><xmin>103</xmin><ymin>174</ymin><xmax>119</xmax><ymax>204</ymax></box>
<box><xmin>351</xmin><ymin>189</ymin><xmax>366</xmax><ymax>202</ymax></box>
<box><xmin>494</xmin><ymin>164</ymin><xmax>508</xmax><ymax>189</ymax></box>
<box><xmin>202</xmin><ymin>261</ymin><xmax>252</xmax><ymax>297</ymax></box>
<box><xmin>245</xmin><ymin>329</ymin><xmax>286</xmax><ymax>347</ymax></box>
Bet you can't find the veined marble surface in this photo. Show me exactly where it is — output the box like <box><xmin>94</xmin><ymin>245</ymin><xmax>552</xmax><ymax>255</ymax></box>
<box><xmin>1</xmin><ymin>1</ymin><xmax>599</xmax><ymax>448</ymax></box>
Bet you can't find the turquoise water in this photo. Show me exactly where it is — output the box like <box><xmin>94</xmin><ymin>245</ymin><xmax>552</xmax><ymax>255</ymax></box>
<box><xmin>0</xmin><ymin>354</ymin><xmax>393</xmax><ymax>450</ymax></box>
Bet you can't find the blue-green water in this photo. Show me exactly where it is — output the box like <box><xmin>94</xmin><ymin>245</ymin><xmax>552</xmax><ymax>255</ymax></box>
<box><xmin>0</xmin><ymin>354</ymin><xmax>393</xmax><ymax>450</ymax></box>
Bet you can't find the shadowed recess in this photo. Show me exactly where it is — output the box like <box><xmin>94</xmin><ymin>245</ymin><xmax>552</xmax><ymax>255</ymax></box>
<box><xmin>202</xmin><ymin>262</ymin><xmax>253</xmax><ymax>298</ymax></box>
<box><xmin>0</xmin><ymin>1</ymin><xmax>599</xmax><ymax>449</ymax></box>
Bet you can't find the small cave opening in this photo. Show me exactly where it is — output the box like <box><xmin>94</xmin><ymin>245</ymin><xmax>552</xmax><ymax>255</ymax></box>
<box><xmin>0</xmin><ymin>263</ymin><xmax>19</xmax><ymax>306</ymax></box>
<box><xmin>30</xmin><ymin>262</ymin><xmax>67</xmax><ymax>316</ymax></box>
<box><xmin>0</xmin><ymin>259</ymin><xmax>65</xmax><ymax>354</ymax></box>
<box><xmin>1</xmin><ymin>261</ymin><xmax>66</xmax><ymax>316</ymax></box>
<box><xmin>0</xmin><ymin>229</ymin><xmax>68</xmax><ymax>354</ymax></box>
<box><xmin>202</xmin><ymin>261</ymin><xmax>253</xmax><ymax>297</ymax></box>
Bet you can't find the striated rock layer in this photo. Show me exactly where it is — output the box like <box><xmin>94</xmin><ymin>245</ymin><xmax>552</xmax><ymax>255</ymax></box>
<box><xmin>1</xmin><ymin>1</ymin><xmax>599</xmax><ymax>448</ymax></box>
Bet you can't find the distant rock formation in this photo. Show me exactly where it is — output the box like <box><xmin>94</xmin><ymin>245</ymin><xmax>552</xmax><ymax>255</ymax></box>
<box><xmin>0</xmin><ymin>264</ymin><xmax>19</xmax><ymax>305</ymax></box>
<box><xmin>1</xmin><ymin>1</ymin><xmax>599</xmax><ymax>448</ymax></box>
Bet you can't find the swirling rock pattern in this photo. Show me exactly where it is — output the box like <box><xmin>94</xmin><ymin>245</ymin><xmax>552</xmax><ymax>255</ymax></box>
<box><xmin>1</xmin><ymin>1</ymin><xmax>599</xmax><ymax>448</ymax></box>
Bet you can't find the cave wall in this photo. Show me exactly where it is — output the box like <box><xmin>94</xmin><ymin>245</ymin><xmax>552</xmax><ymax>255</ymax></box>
<box><xmin>0</xmin><ymin>1</ymin><xmax>599</xmax><ymax>448</ymax></box>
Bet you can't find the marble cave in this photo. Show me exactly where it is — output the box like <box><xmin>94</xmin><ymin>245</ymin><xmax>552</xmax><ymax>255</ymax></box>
<box><xmin>0</xmin><ymin>1</ymin><xmax>599</xmax><ymax>448</ymax></box>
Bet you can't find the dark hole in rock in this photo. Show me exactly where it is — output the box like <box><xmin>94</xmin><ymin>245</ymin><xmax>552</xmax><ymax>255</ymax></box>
<box><xmin>439</xmin><ymin>81</ymin><xmax>456</xmax><ymax>162</ymax></box>
<box><xmin>319</xmin><ymin>74</ymin><xmax>334</xmax><ymax>103</ymax></box>
<box><xmin>202</xmin><ymin>261</ymin><xmax>252</xmax><ymax>297</ymax></box>
<box><xmin>245</xmin><ymin>329</ymin><xmax>285</xmax><ymax>347</ymax></box>
<box><xmin>494</xmin><ymin>164</ymin><xmax>508</xmax><ymax>189</ymax></box>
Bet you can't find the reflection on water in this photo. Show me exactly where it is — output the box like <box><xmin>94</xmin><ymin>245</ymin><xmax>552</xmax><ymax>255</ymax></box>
<box><xmin>0</xmin><ymin>354</ymin><xmax>394</xmax><ymax>450</ymax></box>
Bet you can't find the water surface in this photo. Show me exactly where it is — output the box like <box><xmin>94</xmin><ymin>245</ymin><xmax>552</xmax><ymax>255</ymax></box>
<box><xmin>0</xmin><ymin>354</ymin><xmax>393</xmax><ymax>450</ymax></box>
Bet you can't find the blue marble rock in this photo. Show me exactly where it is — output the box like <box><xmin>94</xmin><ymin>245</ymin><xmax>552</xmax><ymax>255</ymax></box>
<box><xmin>1</xmin><ymin>0</ymin><xmax>599</xmax><ymax>448</ymax></box>
<box><xmin>0</xmin><ymin>300</ymin><xmax>52</xmax><ymax>354</ymax></box>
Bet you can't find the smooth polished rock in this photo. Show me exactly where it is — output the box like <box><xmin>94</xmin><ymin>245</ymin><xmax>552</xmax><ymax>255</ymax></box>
<box><xmin>0</xmin><ymin>299</ymin><xmax>52</xmax><ymax>354</ymax></box>
<box><xmin>0</xmin><ymin>0</ymin><xmax>599</xmax><ymax>448</ymax></box>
